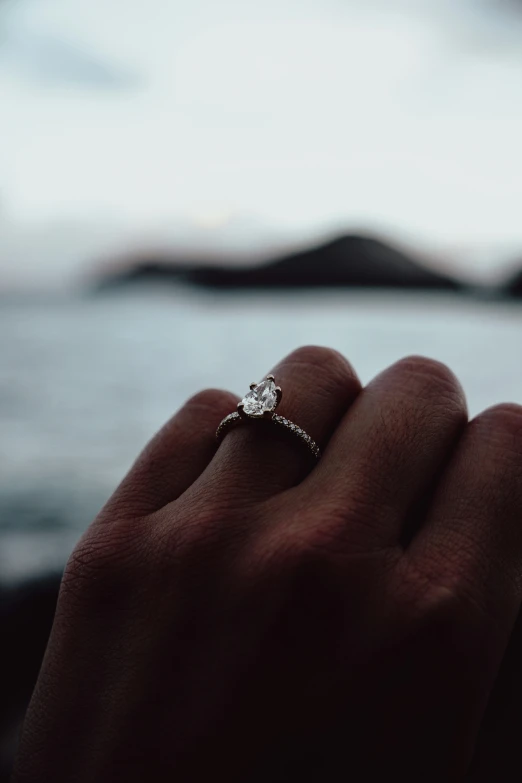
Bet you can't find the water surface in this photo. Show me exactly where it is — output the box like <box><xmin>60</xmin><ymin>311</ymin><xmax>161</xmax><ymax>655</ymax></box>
<box><xmin>1</xmin><ymin>289</ymin><xmax>520</xmax><ymax>581</ymax></box>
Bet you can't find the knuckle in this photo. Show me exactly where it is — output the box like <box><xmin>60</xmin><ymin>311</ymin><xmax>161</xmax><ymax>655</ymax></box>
<box><xmin>284</xmin><ymin>344</ymin><xmax>349</xmax><ymax>374</ymax></box>
<box><xmin>158</xmin><ymin>506</ymin><xmax>220</xmax><ymax>555</ymax></box>
<box><xmin>392</xmin><ymin>355</ymin><xmax>464</xmax><ymax>405</ymax></box>
<box><xmin>468</xmin><ymin>404</ymin><xmax>522</xmax><ymax>475</ymax></box>
<box><xmin>257</xmin><ymin>518</ymin><xmax>391</xmax><ymax>610</ymax></box>
<box><xmin>267</xmin><ymin>498</ymin><xmax>380</xmax><ymax>568</ymax></box>
<box><xmin>287</xmin><ymin>525</ymin><xmax>339</xmax><ymax>564</ymax></box>
<box><xmin>152</xmin><ymin>494</ymin><xmax>248</xmax><ymax>565</ymax></box>
<box><xmin>259</xmin><ymin>527</ymin><xmax>336</xmax><ymax>597</ymax></box>
<box><xmin>403</xmin><ymin>560</ymin><xmax>498</xmax><ymax>631</ymax></box>
<box><xmin>473</xmin><ymin>403</ymin><xmax>522</xmax><ymax>444</ymax></box>
<box><xmin>61</xmin><ymin>522</ymin><xmax>145</xmax><ymax>604</ymax></box>
<box><xmin>183</xmin><ymin>388</ymin><xmax>238</xmax><ymax>419</ymax></box>
<box><xmin>282</xmin><ymin>345</ymin><xmax>359</xmax><ymax>393</ymax></box>
<box><xmin>314</xmin><ymin>494</ymin><xmax>391</xmax><ymax>552</ymax></box>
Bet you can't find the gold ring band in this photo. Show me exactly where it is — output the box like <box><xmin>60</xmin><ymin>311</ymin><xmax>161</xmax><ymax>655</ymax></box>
<box><xmin>216</xmin><ymin>376</ymin><xmax>321</xmax><ymax>460</ymax></box>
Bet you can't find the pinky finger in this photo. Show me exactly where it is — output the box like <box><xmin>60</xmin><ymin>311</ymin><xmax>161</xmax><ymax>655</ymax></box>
<box><xmin>99</xmin><ymin>388</ymin><xmax>239</xmax><ymax>520</ymax></box>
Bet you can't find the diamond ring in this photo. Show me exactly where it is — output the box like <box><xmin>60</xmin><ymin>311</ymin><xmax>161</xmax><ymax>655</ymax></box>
<box><xmin>216</xmin><ymin>376</ymin><xmax>321</xmax><ymax>460</ymax></box>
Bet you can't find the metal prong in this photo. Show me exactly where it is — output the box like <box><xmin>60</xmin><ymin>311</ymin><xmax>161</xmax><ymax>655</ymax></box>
<box><xmin>266</xmin><ymin>374</ymin><xmax>275</xmax><ymax>381</ymax></box>
<box><xmin>249</xmin><ymin>382</ymin><xmax>257</xmax><ymax>389</ymax></box>
<box><xmin>274</xmin><ymin>386</ymin><xmax>283</xmax><ymax>409</ymax></box>
<box><xmin>237</xmin><ymin>402</ymin><xmax>247</xmax><ymax>419</ymax></box>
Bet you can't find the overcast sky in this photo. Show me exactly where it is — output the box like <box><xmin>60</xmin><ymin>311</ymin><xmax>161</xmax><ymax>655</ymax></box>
<box><xmin>1</xmin><ymin>0</ymin><xmax>522</xmax><ymax>288</ymax></box>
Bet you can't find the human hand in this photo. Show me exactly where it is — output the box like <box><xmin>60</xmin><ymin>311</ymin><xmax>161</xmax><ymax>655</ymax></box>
<box><xmin>12</xmin><ymin>347</ymin><xmax>522</xmax><ymax>782</ymax></box>
<box><xmin>467</xmin><ymin>609</ymin><xmax>522</xmax><ymax>782</ymax></box>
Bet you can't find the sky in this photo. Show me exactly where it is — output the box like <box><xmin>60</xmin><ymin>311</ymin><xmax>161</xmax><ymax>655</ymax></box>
<box><xmin>2</xmin><ymin>0</ymin><xmax>522</xmax><ymax>288</ymax></box>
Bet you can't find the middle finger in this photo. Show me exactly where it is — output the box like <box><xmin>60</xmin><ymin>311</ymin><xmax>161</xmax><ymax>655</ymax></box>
<box><xmin>203</xmin><ymin>345</ymin><xmax>362</xmax><ymax>501</ymax></box>
<box><xmin>301</xmin><ymin>355</ymin><xmax>468</xmax><ymax>549</ymax></box>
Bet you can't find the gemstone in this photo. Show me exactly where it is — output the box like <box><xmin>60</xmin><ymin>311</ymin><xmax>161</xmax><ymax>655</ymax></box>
<box><xmin>241</xmin><ymin>379</ymin><xmax>278</xmax><ymax>417</ymax></box>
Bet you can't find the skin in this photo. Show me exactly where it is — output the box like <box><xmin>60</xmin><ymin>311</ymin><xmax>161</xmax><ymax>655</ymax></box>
<box><xmin>11</xmin><ymin>346</ymin><xmax>522</xmax><ymax>782</ymax></box>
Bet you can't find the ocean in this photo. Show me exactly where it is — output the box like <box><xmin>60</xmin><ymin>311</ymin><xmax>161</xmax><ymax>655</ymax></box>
<box><xmin>1</xmin><ymin>287</ymin><xmax>521</xmax><ymax>583</ymax></box>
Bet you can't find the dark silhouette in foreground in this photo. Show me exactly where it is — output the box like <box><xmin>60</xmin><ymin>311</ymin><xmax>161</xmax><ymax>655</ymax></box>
<box><xmin>0</xmin><ymin>577</ymin><xmax>60</xmax><ymax>783</ymax></box>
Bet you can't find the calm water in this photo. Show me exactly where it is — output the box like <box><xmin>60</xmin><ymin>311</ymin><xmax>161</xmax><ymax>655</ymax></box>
<box><xmin>1</xmin><ymin>288</ymin><xmax>521</xmax><ymax>582</ymax></box>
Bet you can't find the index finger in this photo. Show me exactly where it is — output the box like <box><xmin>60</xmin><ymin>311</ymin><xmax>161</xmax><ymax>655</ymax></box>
<box><xmin>409</xmin><ymin>404</ymin><xmax>522</xmax><ymax>630</ymax></box>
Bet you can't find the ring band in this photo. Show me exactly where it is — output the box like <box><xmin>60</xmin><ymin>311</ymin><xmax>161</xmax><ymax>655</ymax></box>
<box><xmin>216</xmin><ymin>375</ymin><xmax>321</xmax><ymax>460</ymax></box>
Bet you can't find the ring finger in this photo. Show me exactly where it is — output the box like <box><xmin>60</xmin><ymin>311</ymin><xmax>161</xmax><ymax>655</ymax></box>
<box><xmin>200</xmin><ymin>345</ymin><xmax>362</xmax><ymax>502</ymax></box>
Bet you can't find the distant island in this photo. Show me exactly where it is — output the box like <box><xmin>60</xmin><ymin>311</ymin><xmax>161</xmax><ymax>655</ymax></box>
<box><xmin>186</xmin><ymin>235</ymin><xmax>461</xmax><ymax>290</ymax></box>
<box><xmin>94</xmin><ymin>234</ymin><xmax>463</xmax><ymax>292</ymax></box>
<box><xmin>504</xmin><ymin>268</ymin><xmax>522</xmax><ymax>298</ymax></box>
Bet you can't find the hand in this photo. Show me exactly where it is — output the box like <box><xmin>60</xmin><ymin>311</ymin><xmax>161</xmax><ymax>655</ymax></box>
<box><xmin>467</xmin><ymin>609</ymin><xmax>522</xmax><ymax>782</ymax></box>
<box><xmin>12</xmin><ymin>347</ymin><xmax>522</xmax><ymax>782</ymax></box>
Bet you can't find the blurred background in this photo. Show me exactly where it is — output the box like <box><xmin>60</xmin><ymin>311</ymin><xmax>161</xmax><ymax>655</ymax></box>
<box><xmin>2</xmin><ymin>0</ymin><xmax>522</xmax><ymax>774</ymax></box>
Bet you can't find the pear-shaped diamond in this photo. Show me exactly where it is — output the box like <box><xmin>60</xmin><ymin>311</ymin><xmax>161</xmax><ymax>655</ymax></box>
<box><xmin>242</xmin><ymin>378</ymin><xmax>278</xmax><ymax>417</ymax></box>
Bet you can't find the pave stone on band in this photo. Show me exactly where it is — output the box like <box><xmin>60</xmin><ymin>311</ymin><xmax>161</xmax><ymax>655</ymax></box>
<box><xmin>216</xmin><ymin>376</ymin><xmax>321</xmax><ymax>460</ymax></box>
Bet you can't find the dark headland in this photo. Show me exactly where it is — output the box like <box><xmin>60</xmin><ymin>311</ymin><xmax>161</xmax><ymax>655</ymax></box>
<box><xmin>504</xmin><ymin>267</ymin><xmax>522</xmax><ymax>298</ymax></box>
<box><xmin>94</xmin><ymin>234</ymin><xmax>463</xmax><ymax>292</ymax></box>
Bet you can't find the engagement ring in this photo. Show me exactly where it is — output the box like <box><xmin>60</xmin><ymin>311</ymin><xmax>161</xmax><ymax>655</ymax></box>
<box><xmin>216</xmin><ymin>376</ymin><xmax>321</xmax><ymax>460</ymax></box>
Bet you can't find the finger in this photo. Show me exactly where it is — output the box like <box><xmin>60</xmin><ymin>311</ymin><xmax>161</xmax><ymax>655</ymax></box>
<box><xmin>100</xmin><ymin>389</ymin><xmax>238</xmax><ymax>518</ymax></box>
<box><xmin>410</xmin><ymin>404</ymin><xmax>522</xmax><ymax>626</ymax></box>
<box><xmin>300</xmin><ymin>356</ymin><xmax>467</xmax><ymax>548</ymax></box>
<box><xmin>205</xmin><ymin>346</ymin><xmax>362</xmax><ymax>501</ymax></box>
